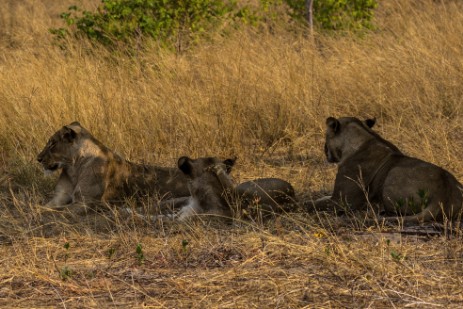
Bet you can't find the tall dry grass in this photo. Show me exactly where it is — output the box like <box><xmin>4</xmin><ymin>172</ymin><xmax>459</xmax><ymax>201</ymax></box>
<box><xmin>0</xmin><ymin>0</ymin><xmax>463</xmax><ymax>307</ymax></box>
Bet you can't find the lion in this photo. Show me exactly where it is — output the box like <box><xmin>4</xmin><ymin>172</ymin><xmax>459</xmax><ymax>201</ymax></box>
<box><xmin>174</xmin><ymin>156</ymin><xmax>296</xmax><ymax>221</ymax></box>
<box><xmin>37</xmin><ymin>122</ymin><xmax>190</xmax><ymax>210</ymax></box>
<box><xmin>315</xmin><ymin>116</ymin><xmax>463</xmax><ymax>224</ymax></box>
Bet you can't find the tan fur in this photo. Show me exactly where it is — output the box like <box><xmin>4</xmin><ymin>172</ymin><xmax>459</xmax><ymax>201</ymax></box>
<box><xmin>175</xmin><ymin>156</ymin><xmax>235</xmax><ymax>221</ymax></box>
<box><xmin>37</xmin><ymin>122</ymin><xmax>190</xmax><ymax>210</ymax></box>
<box><xmin>175</xmin><ymin>156</ymin><xmax>296</xmax><ymax>221</ymax></box>
<box><xmin>316</xmin><ymin>116</ymin><xmax>463</xmax><ymax>224</ymax></box>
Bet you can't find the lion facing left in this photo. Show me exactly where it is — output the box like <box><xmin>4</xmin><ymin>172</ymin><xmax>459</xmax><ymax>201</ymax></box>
<box><xmin>37</xmin><ymin>121</ymin><xmax>190</xmax><ymax>209</ymax></box>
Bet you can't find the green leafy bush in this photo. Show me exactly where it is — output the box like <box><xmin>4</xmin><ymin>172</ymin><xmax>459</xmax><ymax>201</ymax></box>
<box><xmin>50</xmin><ymin>0</ymin><xmax>378</xmax><ymax>51</ymax></box>
<box><xmin>285</xmin><ymin>0</ymin><xmax>378</xmax><ymax>31</ymax></box>
<box><xmin>51</xmin><ymin>0</ymin><xmax>237</xmax><ymax>50</ymax></box>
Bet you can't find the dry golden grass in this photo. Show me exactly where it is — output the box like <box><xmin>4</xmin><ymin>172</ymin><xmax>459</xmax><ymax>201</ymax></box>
<box><xmin>1</xmin><ymin>0</ymin><xmax>463</xmax><ymax>307</ymax></box>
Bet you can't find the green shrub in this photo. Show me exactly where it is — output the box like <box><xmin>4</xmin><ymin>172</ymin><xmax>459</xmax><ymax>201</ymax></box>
<box><xmin>50</xmin><ymin>0</ymin><xmax>378</xmax><ymax>51</ymax></box>
<box><xmin>285</xmin><ymin>0</ymin><xmax>378</xmax><ymax>31</ymax></box>
<box><xmin>51</xmin><ymin>0</ymin><xmax>237</xmax><ymax>50</ymax></box>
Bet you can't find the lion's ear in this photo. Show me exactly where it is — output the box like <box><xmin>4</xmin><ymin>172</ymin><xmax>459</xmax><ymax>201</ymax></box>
<box><xmin>62</xmin><ymin>126</ymin><xmax>79</xmax><ymax>142</ymax></box>
<box><xmin>65</xmin><ymin>122</ymin><xmax>82</xmax><ymax>134</ymax></box>
<box><xmin>326</xmin><ymin>117</ymin><xmax>340</xmax><ymax>133</ymax></box>
<box><xmin>365</xmin><ymin>118</ymin><xmax>376</xmax><ymax>128</ymax></box>
<box><xmin>178</xmin><ymin>156</ymin><xmax>193</xmax><ymax>175</ymax></box>
<box><xmin>223</xmin><ymin>157</ymin><xmax>236</xmax><ymax>173</ymax></box>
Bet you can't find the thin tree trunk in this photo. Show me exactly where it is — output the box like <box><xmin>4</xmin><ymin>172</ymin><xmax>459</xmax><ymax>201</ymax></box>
<box><xmin>305</xmin><ymin>0</ymin><xmax>313</xmax><ymax>35</ymax></box>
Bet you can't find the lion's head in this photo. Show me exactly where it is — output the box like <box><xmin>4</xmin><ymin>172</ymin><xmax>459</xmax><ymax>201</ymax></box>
<box><xmin>323</xmin><ymin>117</ymin><xmax>377</xmax><ymax>163</ymax></box>
<box><xmin>37</xmin><ymin>122</ymin><xmax>83</xmax><ymax>173</ymax></box>
<box><xmin>177</xmin><ymin>156</ymin><xmax>236</xmax><ymax>205</ymax></box>
<box><xmin>177</xmin><ymin>156</ymin><xmax>236</xmax><ymax>179</ymax></box>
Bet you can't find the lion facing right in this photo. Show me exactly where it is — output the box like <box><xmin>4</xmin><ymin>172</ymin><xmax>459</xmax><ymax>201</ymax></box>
<box><xmin>316</xmin><ymin>116</ymin><xmax>463</xmax><ymax>224</ymax></box>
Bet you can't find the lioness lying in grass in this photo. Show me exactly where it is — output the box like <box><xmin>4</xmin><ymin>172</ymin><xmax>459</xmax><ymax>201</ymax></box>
<box><xmin>315</xmin><ymin>116</ymin><xmax>463</xmax><ymax>224</ymax></box>
<box><xmin>174</xmin><ymin>156</ymin><xmax>296</xmax><ymax>221</ymax></box>
<box><xmin>37</xmin><ymin>122</ymin><xmax>190</xmax><ymax>210</ymax></box>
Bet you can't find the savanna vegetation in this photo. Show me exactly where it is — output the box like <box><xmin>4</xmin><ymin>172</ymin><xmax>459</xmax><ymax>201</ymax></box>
<box><xmin>0</xmin><ymin>0</ymin><xmax>463</xmax><ymax>307</ymax></box>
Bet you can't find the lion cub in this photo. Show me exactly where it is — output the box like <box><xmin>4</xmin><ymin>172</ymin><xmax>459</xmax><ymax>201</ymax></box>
<box><xmin>175</xmin><ymin>156</ymin><xmax>296</xmax><ymax>221</ymax></box>
<box><xmin>37</xmin><ymin>122</ymin><xmax>190</xmax><ymax>210</ymax></box>
<box><xmin>317</xmin><ymin>116</ymin><xmax>463</xmax><ymax>224</ymax></box>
